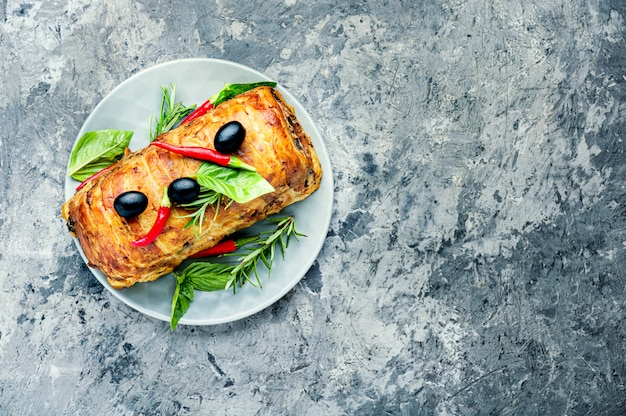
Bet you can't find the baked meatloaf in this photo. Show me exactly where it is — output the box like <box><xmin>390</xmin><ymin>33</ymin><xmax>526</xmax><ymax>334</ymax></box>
<box><xmin>62</xmin><ymin>86</ymin><xmax>322</xmax><ymax>289</ymax></box>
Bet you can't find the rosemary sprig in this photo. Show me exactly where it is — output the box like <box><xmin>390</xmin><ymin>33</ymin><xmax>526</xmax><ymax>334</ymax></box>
<box><xmin>169</xmin><ymin>215</ymin><xmax>304</xmax><ymax>330</ymax></box>
<box><xmin>178</xmin><ymin>186</ymin><xmax>231</xmax><ymax>234</ymax></box>
<box><xmin>181</xmin><ymin>189</ymin><xmax>221</xmax><ymax>231</ymax></box>
<box><xmin>225</xmin><ymin>216</ymin><xmax>302</xmax><ymax>289</ymax></box>
<box><xmin>149</xmin><ymin>84</ymin><xmax>196</xmax><ymax>141</ymax></box>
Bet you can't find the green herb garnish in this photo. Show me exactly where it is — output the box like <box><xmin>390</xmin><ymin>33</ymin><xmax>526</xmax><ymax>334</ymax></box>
<box><xmin>209</xmin><ymin>81</ymin><xmax>277</xmax><ymax>107</ymax></box>
<box><xmin>178</xmin><ymin>185</ymin><xmax>232</xmax><ymax>234</ymax></box>
<box><xmin>196</xmin><ymin>161</ymin><xmax>274</xmax><ymax>204</ymax></box>
<box><xmin>68</xmin><ymin>129</ymin><xmax>133</xmax><ymax>181</ymax></box>
<box><xmin>149</xmin><ymin>84</ymin><xmax>195</xmax><ymax>141</ymax></box>
<box><xmin>174</xmin><ymin>161</ymin><xmax>274</xmax><ymax>235</ymax></box>
<box><xmin>169</xmin><ymin>216</ymin><xmax>303</xmax><ymax>330</ymax></box>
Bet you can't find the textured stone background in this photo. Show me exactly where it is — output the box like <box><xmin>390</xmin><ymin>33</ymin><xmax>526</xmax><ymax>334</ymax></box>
<box><xmin>1</xmin><ymin>0</ymin><xmax>626</xmax><ymax>415</ymax></box>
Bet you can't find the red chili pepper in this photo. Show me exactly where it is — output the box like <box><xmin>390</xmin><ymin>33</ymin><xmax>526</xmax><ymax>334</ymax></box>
<box><xmin>188</xmin><ymin>235</ymin><xmax>258</xmax><ymax>258</ymax></box>
<box><xmin>189</xmin><ymin>239</ymin><xmax>238</xmax><ymax>258</ymax></box>
<box><xmin>150</xmin><ymin>141</ymin><xmax>255</xmax><ymax>171</ymax></box>
<box><xmin>180</xmin><ymin>99</ymin><xmax>213</xmax><ymax>124</ymax></box>
<box><xmin>152</xmin><ymin>141</ymin><xmax>230</xmax><ymax>165</ymax></box>
<box><xmin>131</xmin><ymin>187</ymin><xmax>171</xmax><ymax>247</ymax></box>
<box><xmin>75</xmin><ymin>164</ymin><xmax>114</xmax><ymax>191</ymax></box>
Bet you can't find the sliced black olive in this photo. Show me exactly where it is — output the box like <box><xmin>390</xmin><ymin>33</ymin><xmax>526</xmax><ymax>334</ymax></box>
<box><xmin>168</xmin><ymin>177</ymin><xmax>200</xmax><ymax>204</ymax></box>
<box><xmin>214</xmin><ymin>120</ymin><xmax>245</xmax><ymax>154</ymax></box>
<box><xmin>114</xmin><ymin>191</ymin><xmax>149</xmax><ymax>219</ymax></box>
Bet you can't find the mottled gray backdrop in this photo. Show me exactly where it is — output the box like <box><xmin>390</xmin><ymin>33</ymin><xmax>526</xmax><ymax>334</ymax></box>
<box><xmin>1</xmin><ymin>0</ymin><xmax>625</xmax><ymax>415</ymax></box>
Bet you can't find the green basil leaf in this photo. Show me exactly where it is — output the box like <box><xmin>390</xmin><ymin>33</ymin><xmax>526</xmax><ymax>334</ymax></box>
<box><xmin>170</xmin><ymin>272</ymin><xmax>195</xmax><ymax>331</ymax></box>
<box><xmin>170</xmin><ymin>263</ymin><xmax>235</xmax><ymax>330</ymax></box>
<box><xmin>210</xmin><ymin>81</ymin><xmax>277</xmax><ymax>107</ymax></box>
<box><xmin>68</xmin><ymin>129</ymin><xmax>133</xmax><ymax>181</ymax></box>
<box><xmin>185</xmin><ymin>262</ymin><xmax>235</xmax><ymax>292</ymax></box>
<box><xmin>196</xmin><ymin>162</ymin><xmax>275</xmax><ymax>204</ymax></box>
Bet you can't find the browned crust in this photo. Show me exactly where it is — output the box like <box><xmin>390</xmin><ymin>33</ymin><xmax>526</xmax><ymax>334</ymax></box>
<box><xmin>62</xmin><ymin>86</ymin><xmax>322</xmax><ymax>289</ymax></box>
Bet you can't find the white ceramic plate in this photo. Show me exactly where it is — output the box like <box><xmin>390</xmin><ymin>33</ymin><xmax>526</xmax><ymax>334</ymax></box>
<box><xmin>64</xmin><ymin>58</ymin><xmax>333</xmax><ymax>326</ymax></box>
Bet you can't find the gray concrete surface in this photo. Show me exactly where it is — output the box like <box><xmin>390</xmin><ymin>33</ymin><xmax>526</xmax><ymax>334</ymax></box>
<box><xmin>1</xmin><ymin>0</ymin><xmax>626</xmax><ymax>414</ymax></box>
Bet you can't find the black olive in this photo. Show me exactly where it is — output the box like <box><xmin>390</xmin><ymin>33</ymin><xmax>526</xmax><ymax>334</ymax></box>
<box><xmin>168</xmin><ymin>177</ymin><xmax>200</xmax><ymax>204</ymax></box>
<box><xmin>114</xmin><ymin>191</ymin><xmax>149</xmax><ymax>219</ymax></box>
<box><xmin>214</xmin><ymin>121</ymin><xmax>245</xmax><ymax>154</ymax></box>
